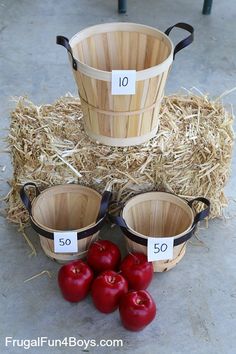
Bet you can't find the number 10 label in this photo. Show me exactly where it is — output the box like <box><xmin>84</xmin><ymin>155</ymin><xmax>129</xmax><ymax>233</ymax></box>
<box><xmin>54</xmin><ymin>232</ymin><xmax>78</xmax><ymax>253</ymax></box>
<box><xmin>111</xmin><ymin>70</ymin><xmax>136</xmax><ymax>95</ymax></box>
<box><xmin>147</xmin><ymin>237</ymin><xmax>174</xmax><ymax>262</ymax></box>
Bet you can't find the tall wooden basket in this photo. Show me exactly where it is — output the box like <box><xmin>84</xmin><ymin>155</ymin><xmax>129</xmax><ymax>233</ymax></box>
<box><xmin>57</xmin><ymin>22</ymin><xmax>193</xmax><ymax>146</ymax></box>
<box><xmin>111</xmin><ymin>192</ymin><xmax>210</xmax><ymax>272</ymax></box>
<box><xmin>20</xmin><ymin>183</ymin><xmax>111</xmax><ymax>263</ymax></box>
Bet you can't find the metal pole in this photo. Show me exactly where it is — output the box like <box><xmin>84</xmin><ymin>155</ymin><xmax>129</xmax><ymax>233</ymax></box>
<box><xmin>118</xmin><ymin>0</ymin><xmax>127</xmax><ymax>14</ymax></box>
<box><xmin>202</xmin><ymin>0</ymin><xmax>213</xmax><ymax>15</ymax></box>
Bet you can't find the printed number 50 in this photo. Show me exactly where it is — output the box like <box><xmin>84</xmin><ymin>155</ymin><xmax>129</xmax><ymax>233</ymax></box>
<box><xmin>154</xmin><ymin>243</ymin><xmax>168</xmax><ymax>253</ymax></box>
<box><xmin>59</xmin><ymin>238</ymin><xmax>72</xmax><ymax>246</ymax></box>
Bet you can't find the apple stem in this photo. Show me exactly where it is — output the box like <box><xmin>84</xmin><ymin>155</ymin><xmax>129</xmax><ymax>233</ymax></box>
<box><xmin>92</xmin><ymin>240</ymin><xmax>105</xmax><ymax>251</ymax></box>
<box><xmin>108</xmin><ymin>276</ymin><xmax>116</xmax><ymax>284</ymax></box>
<box><xmin>72</xmin><ymin>268</ymin><xmax>80</xmax><ymax>274</ymax></box>
<box><xmin>136</xmin><ymin>298</ymin><xmax>144</xmax><ymax>305</ymax></box>
<box><xmin>128</xmin><ymin>251</ymin><xmax>139</xmax><ymax>264</ymax></box>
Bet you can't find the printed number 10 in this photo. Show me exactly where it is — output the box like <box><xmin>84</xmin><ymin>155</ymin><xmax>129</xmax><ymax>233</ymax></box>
<box><xmin>119</xmin><ymin>76</ymin><xmax>128</xmax><ymax>87</ymax></box>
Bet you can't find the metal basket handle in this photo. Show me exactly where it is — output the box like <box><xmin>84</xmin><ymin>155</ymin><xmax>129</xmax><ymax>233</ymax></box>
<box><xmin>56</xmin><ymin>35</ymin><xmax>77</xmax><ymax>70</ymax></box>
<box><xmin>20</xmin><ymin>182</ymin><xmax>40</xmax><ymax>215</ymax></box>
<box><xmin>164</xmin><ymin>22</ymin><xmax>194</xmax><ymax>59</ymax></box>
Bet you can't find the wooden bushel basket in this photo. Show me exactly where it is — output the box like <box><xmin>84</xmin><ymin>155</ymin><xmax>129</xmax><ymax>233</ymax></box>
<box><xmin>20</xmin><ymin>183</ymin><xmax>111</xmax><ymax>263</ymax></box>
<box><xmin>57</xmin><ymin>22</ymin><xmax>194</xmax><ymax>147</ymax></box>
<box><xmin>111</xmin><ymin>192</ymin><xmax>210</xmax><ymax>272</ymax></box>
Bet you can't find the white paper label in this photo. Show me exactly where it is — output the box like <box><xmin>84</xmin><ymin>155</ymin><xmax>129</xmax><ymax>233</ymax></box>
<box><xmin>54</xmin><ymin>232</ymin><xmax>78</xmax><ymax>253</ymax></box>
<box><xmin>147</xmin><ymin>237</ymin><xmax>174</xmax><ymax>262</ymax></box>
<box><xmin>111</xmin><ymin>70</ymin><xmax>136</xmax><ymax>95</ymax></box>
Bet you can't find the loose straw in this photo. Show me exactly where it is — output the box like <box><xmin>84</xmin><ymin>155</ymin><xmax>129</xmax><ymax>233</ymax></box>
<box><xmin>24</xmin><ymin>270</ymin><xmax>52</xmax><ymax>283</ymax></box>
<box><xmin>3</xmin><ymin>91</ymin><xmax>234</xmax><ymax>235</ymax></box>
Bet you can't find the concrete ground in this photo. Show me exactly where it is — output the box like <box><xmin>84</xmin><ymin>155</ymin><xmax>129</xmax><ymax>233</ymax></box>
<box><xmin>0</xmin><ymin>0</ymin><xmax>236</xmax><ymax>353</ymax></box>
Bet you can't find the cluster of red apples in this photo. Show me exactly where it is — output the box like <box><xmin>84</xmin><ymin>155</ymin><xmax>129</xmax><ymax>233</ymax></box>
<box><xmin>58</xmin><ymin>240</ymin><xmax>156</xmax><ymax>331</ymax></box>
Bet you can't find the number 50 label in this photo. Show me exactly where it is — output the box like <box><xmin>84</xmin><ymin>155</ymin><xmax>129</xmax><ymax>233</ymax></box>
<box><xmin>147</xmin><ymin>237</ymin><xmax>174</xmax><ymax>262</ymax></box>
<box><xmin>54</xmin><ymin>232</ymin><xmax>78</xmax><ymax>253</ymax></box>
<box><xmin>112</xmin><ymin>70</ymin><xmax>136</xmax><ymax>95</ymax></box>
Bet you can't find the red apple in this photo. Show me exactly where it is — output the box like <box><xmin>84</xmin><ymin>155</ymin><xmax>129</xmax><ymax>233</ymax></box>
<box><xmin>91</xmin><ymin>270</ymin><xmax>128</xmax><ymax>313</ymax></box>
<box><xmin>58</xmin><ymin>260</ymin><xmax>93</xmax><ymax>302</ymax></box>
<box><xmin>120</xmin><ymin>252</ymin><xmax>153</xmax><ymax>290</ymax></box>
<box><xmin>87</xmin><ymin>240</ymin><xmax>121</xmax><ymax>273</ymax></box>
<box><xmin>119</xmin><ymin>290</ymin><xmax>157</xmax><ymax>331</ymax></box>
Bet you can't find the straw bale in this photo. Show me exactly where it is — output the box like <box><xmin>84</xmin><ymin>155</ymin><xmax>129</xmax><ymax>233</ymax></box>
<box><xmin>4</xmin><ymin>91</ymin><xmax>234</xmax><ymax>225</ymax></box>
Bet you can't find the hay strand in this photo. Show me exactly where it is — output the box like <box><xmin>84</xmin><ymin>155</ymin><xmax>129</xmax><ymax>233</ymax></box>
<box><xmin>24</xmin><ymin>270</ymin><xmax>52</xmax><ymax>283</ymax></box>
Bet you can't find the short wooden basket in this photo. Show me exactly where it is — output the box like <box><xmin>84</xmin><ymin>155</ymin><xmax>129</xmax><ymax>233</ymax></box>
<box><xmin>122</xmin><ymin>192</ymin><xmax>194</xmax><ymax>272</ymax></box>
<box><xmin>31</xmin><ymin>185</ymin><xmax>102</xmax><ymax>263</ymax></box>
